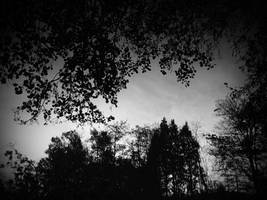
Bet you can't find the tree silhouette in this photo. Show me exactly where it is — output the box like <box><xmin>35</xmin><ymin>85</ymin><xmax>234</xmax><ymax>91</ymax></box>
<box><xmin>146</xmin><ymin>126</ymin><xmax>162</xmax><ymax>200</ymax></box>
<box><xmin>1</xmin><ymin>0</ymin><xmax>265</xmax><ymax>124</ymax></box>
<box><xmin>89</xmin><ymin>121</ymin><xmax>128</xmax><ymax>164</ymax></box>
<box><xmin>106</xmin><ymin>121</ymin><xmax>128</xmax><ymax>159</ymax></box>
<box><xmin>0</xmin><ymin>149</ymin><xmax>39</xmax><ymax>200</ymax></box>
<box><xmin>179</xmin><ymin>122</ymin><xmax>206</xmax><ymax>195</ymax></box>
<box><xmin>147</xmin><ymin>118</ymin><xmax>206</xmax><ymax>198</ymax></box>
<box><xmin>130</xmin><ymin>125</ymin><xmax>152</xmax><ymax>167</ymax></box>
<box><xmin>203</xmin><ymin>0</ymin><xmax>267</xmax><ymax>194</ymax></box>
<box><xmin>1</xmin><ymin>119</ymin><xmax>262</xmax><ymax>199</ymax></box>
<box><xmin>207</xmin><ymin>92</ymin><xmax>267</xmax><ymax>193</ymax></box>
<box><xmin>36</xmin><ymin>131</ymin><xmax>90</xmax><ymax>199</ymax></box>
<box><xmin>89</xmin><ymin>129</ymin><xmax>115</xmax><ymax>165</ymax></box>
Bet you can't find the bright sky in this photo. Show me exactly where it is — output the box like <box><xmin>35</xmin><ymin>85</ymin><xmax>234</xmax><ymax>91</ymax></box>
<box><xmin>0</xmin><ymin>42</ymin><xmax>246</xmax><ymax>168</ymax></box>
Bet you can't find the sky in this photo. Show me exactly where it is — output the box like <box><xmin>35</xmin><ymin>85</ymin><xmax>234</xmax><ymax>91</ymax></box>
<box><xmin>0</xmin><ymin>42</ymin><xmax>246</xmax><ymax>176</ymax></box>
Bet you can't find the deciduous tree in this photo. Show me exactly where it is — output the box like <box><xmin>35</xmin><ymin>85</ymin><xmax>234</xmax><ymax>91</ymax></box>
<box><xmin>207</xmin><ymin>92</ymin><xmax>267</xmax><ymax>193</ymax></box>
<box><xmin>2</xmin><ymin>0</ymin><xmax>265</xmax><ymax>124</ymax></box>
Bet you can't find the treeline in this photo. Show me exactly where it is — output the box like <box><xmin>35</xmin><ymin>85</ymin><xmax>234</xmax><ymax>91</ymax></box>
<box><xmin>0</xmin><ymin>119</ymin><xmax>209</xmax><ymax>200</ymax></box>
<box><xmin>1</xmin><ymin>118</ymin><xmax>259</xmax><ymax>200</ymax></box>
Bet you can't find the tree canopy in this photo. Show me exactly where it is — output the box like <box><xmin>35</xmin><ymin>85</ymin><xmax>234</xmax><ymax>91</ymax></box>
<box><xmin>1</xmin><ymin>0</ymin><xmax>265</xmax><ymax>124</ymax></box>
<box><xmin>207</xmin><ymin>87</ymin><xmax>267</xmax><ymax>193</ymax></box>
<box><xmin>206</xmin><ymin>16</ymin><xmax>267</xmax><ymax>191</ymax></box>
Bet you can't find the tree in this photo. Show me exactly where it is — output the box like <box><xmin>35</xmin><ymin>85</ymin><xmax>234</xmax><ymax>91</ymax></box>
<box><xmin>37</xmin><ymin>131</ymin><xmax>89</xmax><ymax>199</ymax></box>
<box><xmin>89</xmin><ymin>121</ymin><xmax>129</xmax><ymax>164</ymax></box>
<box><xmin>106</xmin><ymin>121</ymin><xmax>129</xmax><ymax>159</ymax></box>
<box><xmin>129</xmin><ymin>125</ymin><xmax>153</xmax><ymax>167</ymax></box>
<box><xmin>147</xmin><ymin>118</ymin><xmax>206</xmax><ymax>198</ymax></box>
<box><xmin>205</xmin><ymin>0</ymin><xmax>267</xmax><ymax>194</ymax></box>
<box><xmin>152</xmin><ymin>117</ymin><xmax>171</xmax><ymax>197</ymax></box>
<box><xmin>0</xmin><ymin>149</ymin><xmax>39</xmax><ymax>200</ymax></box>
<box><xmin>179</xmin><ymin>122</ymin><xmax>206</xmax><ymax>195</ymax></box>
<box><xmin>89</xmin><ymin>129</ymin><xmax>114</xmax><ymax>165</ymax></box>
<box><xmin>207</xmin><ymin>92</ymin><xmax>267</xmax><ymax>193</ymax></box>
<box><xmin>2</xmin><ymin>0</ymin><xmax>265</xmax><ymax>124</ymax></box>
<box><xmin>146</xmin><ymin>127</ymin><xmax>162</xmax><ymax>200</ymax></box>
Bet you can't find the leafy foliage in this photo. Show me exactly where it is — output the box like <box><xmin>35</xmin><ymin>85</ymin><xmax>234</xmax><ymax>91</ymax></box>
<box><xmin>204</xmin><ymin>0</ymin><xmax>267</xmax><ymax>194</ymax></box>
<box><xmin>0</xmin><ymin>149</ymin><xmax>38</xmax><ymax>199</ymax></box>
<box><xmin>3</xmin><ymin>0</ymin><xmax>261</xmax><ymax>124</ymax></box>
<box><xmin>207</xmin><ymin>91</ymin><xmax>267</xmax><ymax>193</ymax></box>
<box><xmin>129</xmin><ymin>125</ymin><xmax>153</xmax><ymax>167</ymax></box>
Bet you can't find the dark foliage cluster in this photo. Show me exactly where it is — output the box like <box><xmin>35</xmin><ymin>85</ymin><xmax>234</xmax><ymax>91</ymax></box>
<box><xmin>1</xmin><ymin>0</ymin><xmax>265</xmax><ymax>124</ymax></box>
<box><xmin>1</xmin><ymin>119</ymin><xmax>210</xmax><ymax>200</ymax></box>
<box><xmin>207</xmin><ymin>86</ymin><xmax>267</xmax><ymax>194</ymax></box>
<box><xmin>206</xmin><ymin>8</ymin><xmax>267</xmax><ymax>193</ymax></box>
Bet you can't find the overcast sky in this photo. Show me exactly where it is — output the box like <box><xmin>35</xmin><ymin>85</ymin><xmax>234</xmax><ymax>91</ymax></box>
<box><xmin>0</xmin><ymin>42</ymin><xmax>246</xmax><ymax>166</ymax></box>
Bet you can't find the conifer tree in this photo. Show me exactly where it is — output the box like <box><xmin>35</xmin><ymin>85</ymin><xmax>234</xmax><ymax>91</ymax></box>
<box><xmin>147</xmin><ymin>119</ymin><xmax>206</xmax><ymax>197</ymax></box>
<box><xmin>179</xmin><ymin>122</ymin><xmax>204</xmax><ymax>195</ymax></box>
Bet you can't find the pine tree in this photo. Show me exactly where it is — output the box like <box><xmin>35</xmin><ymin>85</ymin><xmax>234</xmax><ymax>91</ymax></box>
<box><xmin>179</xmin><ymin>122</ymin><xmax>203</xmax><ymax>195</ymax></box>
<box><xmin>147</xmin><ymin>119</ymin><xmax>206</xmax><ymax>198</ymax></box>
